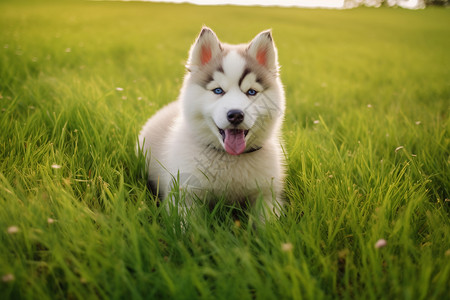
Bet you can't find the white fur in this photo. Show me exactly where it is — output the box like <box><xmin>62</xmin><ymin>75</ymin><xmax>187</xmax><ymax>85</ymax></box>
<box><xmin>138</xmin><ymin>27</ymin><xmax>286</xmax><ymax>219</ymax></box>
<box><xmin>222</xmin><ymin>51</ymin><xmax>246</xmax><ymax>83</ymax></box>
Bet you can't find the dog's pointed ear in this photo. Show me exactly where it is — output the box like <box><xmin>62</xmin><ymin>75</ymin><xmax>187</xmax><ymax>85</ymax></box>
<box><xmin>247</xmin><ymin>30</ymin><xmax>278</xmax><ymax>71</ymax></box>
<box><xmin>187</xmin><ymin>27</ymin><xmax>222</xmax><ymax>71</ymax></box>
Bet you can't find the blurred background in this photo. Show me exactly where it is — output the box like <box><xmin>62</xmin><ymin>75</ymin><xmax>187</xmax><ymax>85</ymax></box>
<box><xmin>133</xmin><ymin>0</ymin><xmax>448</xmax><ymax>9</ymax></box>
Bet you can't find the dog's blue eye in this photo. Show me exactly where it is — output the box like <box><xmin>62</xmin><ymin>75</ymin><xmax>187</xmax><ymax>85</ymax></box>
<box><xmin>213</xmin><ymin>88</ymin><xmax>224</xmax><ymax>95</ymax></box>
<box><xmin>246</xmin><ymin>89</ymin><xmax>257</xmax><ymax>96</ymax></box>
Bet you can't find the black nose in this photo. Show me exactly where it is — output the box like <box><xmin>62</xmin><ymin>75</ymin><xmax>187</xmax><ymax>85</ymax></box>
<box><xmin>227</xmin><ymin>110</ymin><xmax>244</xmax><ymax>125</ymax></box>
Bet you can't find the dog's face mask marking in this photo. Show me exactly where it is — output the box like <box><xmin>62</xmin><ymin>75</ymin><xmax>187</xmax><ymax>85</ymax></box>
<box><xmin>182</xmin><ymin>27</ymin><xmax>284</xmax><ymax>155</ymax></box>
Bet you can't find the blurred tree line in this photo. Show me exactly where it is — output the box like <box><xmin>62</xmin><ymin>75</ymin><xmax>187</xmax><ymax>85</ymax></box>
<box><xmin>425</xmin><ymin>0</ymin><xmax>448</xmax><ymax>5</ymax></box>
<box><xmin>344</xmin><ymin>0</ymin><xmax>448</xmax><ymax>7</ymax></box>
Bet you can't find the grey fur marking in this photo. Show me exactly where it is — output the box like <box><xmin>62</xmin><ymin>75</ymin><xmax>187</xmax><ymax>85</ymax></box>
<box><xmin>189</xmin><ymin>44</ymin><xmax>276</xmax><ymax>92</ymax></box>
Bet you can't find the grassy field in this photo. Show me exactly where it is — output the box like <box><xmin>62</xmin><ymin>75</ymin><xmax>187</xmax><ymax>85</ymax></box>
<box><xmin>1</xmin><ymin>1</ymin><xmax>449</xmax><ymax>299</ymax></box>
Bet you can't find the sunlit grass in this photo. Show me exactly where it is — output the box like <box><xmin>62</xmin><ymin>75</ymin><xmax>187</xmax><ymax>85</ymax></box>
<box><xmin>1</xmin><ymin>1</ymin><xmax>449</xmax><ymax>299</ymax></box>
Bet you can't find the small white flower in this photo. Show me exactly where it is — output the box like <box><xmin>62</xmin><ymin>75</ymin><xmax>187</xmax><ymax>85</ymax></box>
<box><xmin>7</xmin><ymin>226</ymin><xmax>19</xmax><ymax>234</ymax></box>
<box><xmin>281</xmin><ymin>242</ymin><xmax>293</xmax><ymax>252</ymax></box>
<box><xmin>47</xmin><ymin>218</ymin><xmax>56</xmax><ymax>224</ymax></box>
<box><xmin>395</xmin><ymin>146</ymin><xmax>404</xmax><ymax>152</ymax></box>
<box><xmin>137</xmin><ymin>97</ymin><xmax>143</xmax><ymax>101</ymax></box>
<box><xmin>115</xmin><ymin>87</ymin><xmax>124</xmax><ymax>92</ymax></box>
<box><xmin>51</xmin><ymin>164</ymin><xmax>61</xmax><ymax>169</ymax></box>
<box><xmin>375</xmin><ymin>239</ymin><xmax>387</xmax><ymax>249</ymax></box>
<box><xmin>415</xmin><ymin>121</ymin><xmax>421</xmax><ymax>125</ymax></box>
<box><xmin>313</xmin><ymin>120</ymin><xmax>320</xmax><ymax>124</ymax></box>
<box><xmin>2</xmin><ymin>273</ymin><xmax>15</xmax><ymax>282</ymax></box>
<box><xmin>367</xmin><ymin>104</ymin><xmax>372</xmax><ymax>108</ymax></box>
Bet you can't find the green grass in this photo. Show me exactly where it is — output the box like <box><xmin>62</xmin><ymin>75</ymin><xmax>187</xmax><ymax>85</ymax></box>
<box><xmin>1</xmin><ymin>1</ymin><xmax>449</xmax><ymax>299</ymax></box>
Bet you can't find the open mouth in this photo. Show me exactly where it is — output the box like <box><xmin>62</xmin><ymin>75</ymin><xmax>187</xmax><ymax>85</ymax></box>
<box><xmin>218</xmin><ymin>128</ymin><xmax>249</xmax><ymax>156</ymax></box>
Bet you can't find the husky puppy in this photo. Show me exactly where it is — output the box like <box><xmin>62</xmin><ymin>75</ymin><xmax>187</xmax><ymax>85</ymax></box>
<box><xmin>138</xmin><ymin>27</ymin><xmax>286</xmax><ymax>218</ymax></box>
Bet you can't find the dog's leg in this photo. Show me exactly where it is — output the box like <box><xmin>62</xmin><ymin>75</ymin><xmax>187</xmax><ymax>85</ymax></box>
<box><xmin>251</xmin><ymin>189</ymin><xmax>285</xmax><ymax>224</ymax></box>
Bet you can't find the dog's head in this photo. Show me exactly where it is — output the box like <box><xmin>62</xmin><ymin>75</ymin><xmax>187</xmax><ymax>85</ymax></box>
<box><xmin>180</xmin><ymin>27</ymin><xmax>285</xmax><ymax>155</ymax></box>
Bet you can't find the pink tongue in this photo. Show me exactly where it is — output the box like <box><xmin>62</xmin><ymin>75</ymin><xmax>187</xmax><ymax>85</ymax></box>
<box><xmin>224</xmin><ymin>129</ymin><xmax>246</xmax><ymax>155</ymax></box>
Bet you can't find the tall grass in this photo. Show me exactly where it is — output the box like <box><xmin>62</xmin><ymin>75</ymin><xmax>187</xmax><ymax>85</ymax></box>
<box><xmin>1</xmin><ymin>1</ymin><xmax>449</xmax><ymax>299</ymax></box>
